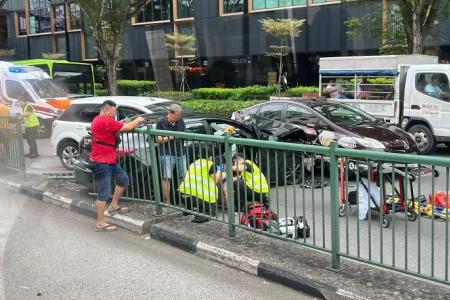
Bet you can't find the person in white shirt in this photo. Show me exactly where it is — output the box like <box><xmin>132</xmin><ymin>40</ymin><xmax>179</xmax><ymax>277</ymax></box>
<box><xmin>326</xmin><ymin>79</ymin><xmax>347</xmax><ymax>99</ymax></box>
<box><xmin>425</xmin><ymin>74</ymin><xmax>449</xmax><ymax>100</ymax></box>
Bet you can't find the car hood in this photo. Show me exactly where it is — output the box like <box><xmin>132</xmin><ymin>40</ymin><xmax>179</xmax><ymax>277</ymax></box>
<box><xmin>340</xmin><ymin>124</ymin><xmax>417</xmax><ymax>152</ymax></box>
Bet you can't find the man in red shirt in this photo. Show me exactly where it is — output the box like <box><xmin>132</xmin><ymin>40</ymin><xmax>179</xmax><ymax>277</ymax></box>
<box><xmin>91</xmin><ymin>100</ymin><xmax>144</xmax><ymax>231</ymax></box>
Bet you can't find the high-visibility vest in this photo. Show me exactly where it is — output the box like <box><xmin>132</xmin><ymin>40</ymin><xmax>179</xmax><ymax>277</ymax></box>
<box><xmin>241</xmin><ymin>160</ymin><xmax>269</xmax><ymax>194</ymax></box>
<box><xmin>179</xmin><ymin>159</ymin><xmax>217</xmax><ymax>203</ymax></box>
<box><xmin>23</xmin><ymin>103</ymin><xmax>40</xmax><ymax>128</ymax></box>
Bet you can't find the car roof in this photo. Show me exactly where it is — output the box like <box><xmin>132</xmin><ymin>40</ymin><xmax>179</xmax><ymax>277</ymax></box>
<box><xmin>70</xmin><ymin>96</ymin><xmax>173</xmax><ymax>107</ymax></box>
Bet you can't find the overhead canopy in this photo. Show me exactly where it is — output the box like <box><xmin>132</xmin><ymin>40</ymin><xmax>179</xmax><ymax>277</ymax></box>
<box><xmin>319</xmin><ymin>69</ymin><xmax>398</xmax><ymax>76</ymax></box>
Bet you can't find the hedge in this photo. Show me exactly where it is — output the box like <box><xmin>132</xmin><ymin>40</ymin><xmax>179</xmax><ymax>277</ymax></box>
<box><xmin>191</xmin><ymin>85</ymin><xmax>277</xmax><ymax>101</ymax></box>
<box><xmin>182</xmin><ymin>100</ymin><xmax>263</xmax><ymax>118</ymax></box>
<box><xmin>117</xmin><ymin>80</ymin><xmax>157</xmax><ymax>96</ymax></box>
<box><xmin>286</xmin><ymin>86</ymin><xmax>320</xmax><ymax>96</ymax></box>
<box><xmin>95</xmin><ymin>89</ymin><xmax>108</xmax><ymax>96</ymax></box>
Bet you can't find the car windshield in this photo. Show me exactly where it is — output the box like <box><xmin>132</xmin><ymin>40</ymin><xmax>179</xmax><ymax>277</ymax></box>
<box><xmin>24</xmin><ymin>79</ymin><xmax>67</xmax><ymax>98</ymax></box>
<box><xmin>145</xmin><ymin>102</ymin><xmax>194</xmax><ymax>114</ymax></box>
<box><xmin>312</xmin><ymin>103</ymin><xmax>376</xmax><ymax>126</ymax></box>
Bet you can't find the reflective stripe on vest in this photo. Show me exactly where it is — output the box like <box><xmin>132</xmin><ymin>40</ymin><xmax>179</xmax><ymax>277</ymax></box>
<box><xmin>23</xmin><ymin>103</ymin><xmax>40</xmax><ymax>128</ymax></box>
<box><xmin>179</xmin><ymin>159</ymin><xmax>217</xmax><ymax>203</ymax></box>
<box><xmin>241</xmin><ymin>160</ymin><xmax>269</xmax><ymax>194</ymax></box>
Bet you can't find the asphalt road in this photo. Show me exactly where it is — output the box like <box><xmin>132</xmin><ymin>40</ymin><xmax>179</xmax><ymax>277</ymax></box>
<box><xmin>0</xmin><ymin>188</ymin><xmax>310</xmax><ymax>300</ymax></box>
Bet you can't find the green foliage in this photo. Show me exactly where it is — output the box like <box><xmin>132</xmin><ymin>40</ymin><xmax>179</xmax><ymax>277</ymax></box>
<box><xmin>182</xmin><ymin>100</ymin><xmax>263</xmax><ymax>118</ymax></box>
<box><xmin>287</xmin><ymin>86</ymin><xmax>320</xmax><ymax>96</ymax></box>
<box><xmin>259</xmin><ymin>18</ymin><xmax>305</xmax><ymax>40</ymax></box>
<box><xmin>95</xmin><ymin>89</ymin><xmax>108</xmax><ymax>96</ymax></box>
<box><xmin>117</xmin><ymin>80</ymin><xmax>157</xmax><ymax>96</ymax></box>
<box><xmin>192</xmin><ymin>86</ymin><xmax>276</xmax><ymax>101</ymax></box>
<box><xmin>146</xmin><ymin>91</ymin><xmax>194</xmax><ymax>102</ymax></box>
<box><xmin>94</xmin><ymin>65</ymin><xmax>107</xmax><ymax>86</ymax></box>
<box><xmin>42</xmin><ymin>52</ymin><xmax>65</xmax><ymax>60</ymax></box>
<box><xmin>0</xmin><ymin>48</ymin><xmax>16</xmax><ymax>58</ymax></box>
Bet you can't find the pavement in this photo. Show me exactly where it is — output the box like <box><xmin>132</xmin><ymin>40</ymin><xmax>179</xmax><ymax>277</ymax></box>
<box><xmin>0</xmin><ymin>188</ymin><xmax>309</xmax><ymax>300</ymax></box>
<box><xmin>0</xmin><ymin>168</ymin><xmax>449</xmax><ymax>299</ymax></box>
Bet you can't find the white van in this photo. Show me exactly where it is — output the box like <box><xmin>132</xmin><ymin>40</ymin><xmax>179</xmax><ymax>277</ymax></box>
<box><xmin>0</xmin><ymin>61</ymin><xmax>71</xmax><ymax>135</ymax></box>
<box><xmin>319</xmin><ymin>55</ymin><xmax>450</xmax><ymax>154</ymax></box>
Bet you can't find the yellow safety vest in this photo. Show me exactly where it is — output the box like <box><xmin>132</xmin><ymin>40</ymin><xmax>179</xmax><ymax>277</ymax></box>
<box><xmin>23</xmin><ymin>103</ymin><xmax>40</xmax><ymax>128</ymax></box>
<box><xmin>179</xmin><ymin>159</ymin><xmax>217</xmax><ymax>203</ymax></box>
<box><xmin>241</xmin><ymin>160</ymin><xmax>269</xmax><ymax>194</ymax></box>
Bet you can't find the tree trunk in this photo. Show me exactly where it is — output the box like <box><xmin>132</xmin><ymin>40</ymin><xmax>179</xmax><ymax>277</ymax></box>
<box><xmin>105</xmin><ymin>57</ymin><xmax>118</xmax><ymax>96</ymax></box>
<box><xmin>411</xmin><ymin>6</ymin><xmax>425</xmax><ymax>54</ymax></box>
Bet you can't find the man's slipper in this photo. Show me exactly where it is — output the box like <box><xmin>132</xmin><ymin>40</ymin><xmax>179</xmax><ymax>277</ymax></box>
<box><xmin>107</xmin><ymin>206</ymin><xmax>129</xmax><ymax>215</ymax></box>
<box><xmin>96</xmin><ymin>224</ymin><xmax>117</xmax><ymax>232</ymax></box>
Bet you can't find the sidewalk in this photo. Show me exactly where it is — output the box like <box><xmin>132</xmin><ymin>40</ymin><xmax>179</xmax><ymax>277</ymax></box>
<box><xmin>0</xmin><ymin>169</ymin><xmax>449</xmax><ymax>299</ymax></box>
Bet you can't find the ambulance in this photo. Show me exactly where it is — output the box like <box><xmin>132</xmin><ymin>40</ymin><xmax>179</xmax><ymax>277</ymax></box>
<box><xmin>0</xmin><ymin>61</ymin><xmax>71</xmax><ymax>136</ymax></box>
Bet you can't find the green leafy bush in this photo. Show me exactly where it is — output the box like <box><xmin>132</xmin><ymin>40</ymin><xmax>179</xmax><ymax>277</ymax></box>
<box><xmin>182</xmin><ymin>100</ymin><xmax>263</xmax><ymax>118</ymax></box>
<box><xmin>191</xmin><ymin>85</ymin><xmax>276</xmax><ymax>101</ymax></box>
<box><xmin>287</xmin><ymin>86</ymin><xmax>320</xmax><ymax>96</ymax></box>
<box><xmin>117</xmin><ymin>80</ymin><xmax>157</xmax><ymax>96</ymax></box>
<box><xmin>146</xmin><ymin>91</ymin><xmax>194</xmax><ymax>102</ymax></box>
<box><xmin>95</xmin><ymin>89</ymin><xmax>108</xmax><ymax>96</ymax></box>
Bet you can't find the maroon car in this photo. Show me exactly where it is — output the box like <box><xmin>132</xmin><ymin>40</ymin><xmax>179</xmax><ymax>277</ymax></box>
<box><xmin>233</xmin><ymin>100</ymin><xmax>418</xmax><ymax>153</ymax></box>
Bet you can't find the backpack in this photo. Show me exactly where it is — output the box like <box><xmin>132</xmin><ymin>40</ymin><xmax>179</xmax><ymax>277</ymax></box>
<box><xmin>240</xmin><ymin>203</ymin><xmax>277</xmax><ymax>231</ymax></box>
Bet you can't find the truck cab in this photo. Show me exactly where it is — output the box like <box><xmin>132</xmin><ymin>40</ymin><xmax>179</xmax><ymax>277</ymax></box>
<box><xmin>0</xmin><ymin>61</ymin><xmax>71</xmax><ymax>136</ymax></box>
<box><xmin>319</xmin><ymin>55</ymin><xmax>449</xmax><ymax>154</ymax></box>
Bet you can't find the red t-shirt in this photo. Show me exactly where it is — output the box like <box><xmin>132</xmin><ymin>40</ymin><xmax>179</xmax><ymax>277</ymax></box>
<box><xmin>90</xmin><ymin>115</ymin><xmax>123</xmax><ymax>164</ymax></box>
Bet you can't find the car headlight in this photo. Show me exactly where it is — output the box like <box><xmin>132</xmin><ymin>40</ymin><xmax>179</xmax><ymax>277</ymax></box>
<box><xmin>353</xmin><ymin>137</ymin><xmax>385</xmax><ymax>150</ymax></box>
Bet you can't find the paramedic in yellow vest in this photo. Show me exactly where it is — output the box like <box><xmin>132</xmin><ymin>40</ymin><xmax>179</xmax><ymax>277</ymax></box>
<box><xmin>231</xmin><ymin>155</ymin><xmax>269</xmax><ymax>211</ymax></box>
<box><xmin>18</xmin><ymin>96</ymin><xmax>40</xmax><ymax>158</ymax></box>
<box><xmin>179</xmin><ymin>157</ymin><xmax>221</xmax><ymax>223</ymax></box>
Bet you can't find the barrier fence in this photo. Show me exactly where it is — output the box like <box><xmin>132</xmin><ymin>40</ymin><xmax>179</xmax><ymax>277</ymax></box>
<box><xmin>94</xmin><ymin>126</ymin><xmax>450</xmax><ymax>285</ymax></box>
<box><xmin>0</xmin><ymin>116</ymin><xmax>25</xmax><ymax>174</ymax></box>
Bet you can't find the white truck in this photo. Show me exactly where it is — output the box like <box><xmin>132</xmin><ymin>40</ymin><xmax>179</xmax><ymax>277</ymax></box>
<box><xmin>0</xmin><ymin>61</ymin><xmax>72</xmax><ymax>136</ymax></box>
<box><xmin>319</xmin><ymin>55</ymin><xmax>450</xmax><ymax>154</ymax></box>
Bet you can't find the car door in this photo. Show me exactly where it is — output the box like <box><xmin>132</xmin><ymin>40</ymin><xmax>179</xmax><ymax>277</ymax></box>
<box><xmin>117</xmin><ymin>105</ymin><xmax>147</xmax><ymax>150</ymax></box>
<box><xmin>410</xmin><ymin>71</ymin><xmax>450</xmax><ymax>138</ymax></box>
<box><xmin>184</xmin><ymin>121</ymin><xmax>209</xmax><ymax>163</ymax></box>
<box><xmin>282</xmin><ymin>104</ymin><xmax>324</xmax><ymax>144</ymax></box>
<box><xmin>253</xmin><ymin>102</ymin><xmax>286</xmax><ymax>135</ymax></box>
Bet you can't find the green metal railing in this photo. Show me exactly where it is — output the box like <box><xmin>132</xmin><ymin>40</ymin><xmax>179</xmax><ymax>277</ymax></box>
<box><xmin>0</xmin><ymin>116</ymin><xmax>25</xmax><ymax>174</ymax></box>
<box><xmin>110</xmin><ymin>126</ymin><xmax>450</xmax><ymax>285</ymax></box>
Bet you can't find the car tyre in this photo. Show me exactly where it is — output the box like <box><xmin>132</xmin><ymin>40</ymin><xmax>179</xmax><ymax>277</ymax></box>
<box><xmin>59</xmin><ymin>140</ymin><xmax>79</xmax><ymax>170</ymax></box>
<box><xmin>408</xmin><ymin>124</ymin><xmax>435</xmax><ymax>155</ymax></box>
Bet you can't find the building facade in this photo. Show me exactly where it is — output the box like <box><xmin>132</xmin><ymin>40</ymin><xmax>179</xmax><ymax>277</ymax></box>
<box><xmin>1</xmin><ymin>0</ymin><xmax>450</xmax><ymax>89</ymax></box>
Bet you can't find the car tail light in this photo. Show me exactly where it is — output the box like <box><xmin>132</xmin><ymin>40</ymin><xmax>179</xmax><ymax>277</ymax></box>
<box><xmin>46</xmin><ymin>98</ymin><xmax>71</xmax><ymax>110</ymax></box>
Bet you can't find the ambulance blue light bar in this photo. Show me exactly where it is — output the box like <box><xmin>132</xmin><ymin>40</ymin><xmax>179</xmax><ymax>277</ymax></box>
<box><xmin>8</xmin><ymin>66</ymin><xmax>27</xmax><ymax>73</ymax></box>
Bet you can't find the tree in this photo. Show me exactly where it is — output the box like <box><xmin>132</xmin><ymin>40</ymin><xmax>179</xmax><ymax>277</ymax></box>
<box><xmin>76</xmin><ymin>0</ymin><xmax>148</xmax><ymax>95</ymax></box>
<box><xmin>345</xmin><ymin>0</ymin><xmax>450</xmax><ymax>54</ymax></box>
<box><xmin>0</xmin><ymin>1</ymin><xmax>6</xmax><ymax>8</ymax></box>
<box><xmin>259</xmin><ymin>18</ymin><xmax>305</xmax><ymax>95</ymax></box>
<box><xmin>0</xmin><ymin>48</ymin><xmax>15</xmax><ymax>60</ymax></box>
<box><xmin>165</xmin><ymin>33</ymin><xmax>196</xmax><ymax>94</ymax></box>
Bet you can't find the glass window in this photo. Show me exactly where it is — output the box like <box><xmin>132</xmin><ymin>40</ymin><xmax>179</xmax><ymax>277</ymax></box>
<box><xmin>79</xmin><ymin>104</ymin><xmax>100</xmax><ymax>123</ymax></box>
<box><xmin>5</xmin><ymin>80</ymin><xmax>32</xmax><ymax>101</ymax></box>
<box><xmin>24</xmin><ymin>79</ymin><xmax>67</xmax><ymax>98</ymax></box>
<box><xmin>177</xmin><ymin>0</ymin><xmax>194</xmax><ymax>19</ymax></box>
<box><xmin>252</xmin><ymin>0</ymin><xmax>306</xmax><ymax>10</ymax></box>
<box><xmin>17</xmin><ymin>10</ymin><xmax>27</xmax><ymax>36</ymax></box>
<box><xmin>69</xmin><ymin>3</ymin><xmax>82</xmax><ymax>30</ymax></box>
<box><xmin>257</xmin><ymin>103</ymin><xmax>283</xmax><ymax>121</ymax></box>
<box><xmin>417</xmin><ymin>73</ymin><xmax>450</xmax><ymax>101</ymax></box>
<box><xmin>286</xmin><ymin>105</ymin><xmax>318</xmax><ymax>126</ymax></box>
<box><xmin>136</xmin><ymin>0</ymin><xmax>171</xmax><ymax>23</ymax></box>
<box><xmin>53</xmin><ymin>63</ymin><xmax>94</xmax><ymax>94</ymax></box>
<box><xmin>186</xmin><ymin>122</ymin><xmax>207</xmax><ymax>134</ymax></box>
<box><xmin>313</xmin><ymin>103</ymin><xmax>376</xmax><ymax>126</ymax></box>
<box><xmin>53</xmin><ymin>4</ymin><xmax>65</xmax><ymax>32</ymax></box>
<box><xmin>117</xmin><ymin>106</ymin><xmax>143</xmax><ymax>120</ymax></box>
<box><xmin>29</xmin><ymin>0</ymin><xmax>52</xmax><ymax>34</ymax></box>
<box><xmin>55</xmin><ymin>35</ymin><xmax>66</xmax><ymax>54</ymax></box>
<box><xmin>312</xmin><ymin>0</ymin><xmax>338</xmax><ymax>3</ymax></box>
<box><xmin>224</xmin><ymin>0</ymin><xmax>244</xmax><ymax>14</ymax></box>
<box><xmin>85</xmin><ymin>35</ymin><xmax>97</xmax><ymax>59</ymax></box>
<box><xmin>145</xmin><ymin>102</ymin><xmax>194</xmax><ymax>114</ymax></box>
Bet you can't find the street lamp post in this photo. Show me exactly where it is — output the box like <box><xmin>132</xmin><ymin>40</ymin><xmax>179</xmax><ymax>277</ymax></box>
<box><xmin>64</xmin><ymin>0</ymin><xmax>71</xmax><ymax>61</ymax></box>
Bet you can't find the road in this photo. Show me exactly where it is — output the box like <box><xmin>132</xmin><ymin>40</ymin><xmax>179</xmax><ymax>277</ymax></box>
<box><xmin>0</xmin><ymin>187</ymin><xmax>311</xmax><ymax>300</ymax></box>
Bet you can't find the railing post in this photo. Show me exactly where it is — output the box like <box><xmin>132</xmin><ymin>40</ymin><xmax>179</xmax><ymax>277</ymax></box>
<box><xmin>224</xmin><ymin>135</ymin><xmax>236</xmax><ymax>238</ymax></box>
<box><xmin>148</xmin><ymin>128</ymin><xmax>163</xmax><ymax>215</ymax></box>
<box><xmin>16</xmin><ymin>117</ymin><xmax>26</xmax><ymax>176</ymax></box>
<box><xmin>329</xmin><ymin>141</ymin><xmax>341</xmax><ymax>270</ymax></box>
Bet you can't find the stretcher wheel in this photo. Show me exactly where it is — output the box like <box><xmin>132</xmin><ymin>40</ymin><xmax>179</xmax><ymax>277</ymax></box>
<box><xmin>407</xmin><ymin>211</ymin><xmax>418</xmax><ymax>221</ymax></box>
<box><xmin>339</xmin><ymin>205</ymin><xmax>346</xmax><ymax>217</ymax></box>
<box><xmin>382</xmin><ymin>215</ymin><xmax>391</xmax><ymax>228</ymax></box>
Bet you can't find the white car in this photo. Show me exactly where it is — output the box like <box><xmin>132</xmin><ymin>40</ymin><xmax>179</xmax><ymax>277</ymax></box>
<box><xmin>50</xmin><ymin>96</ymin><xmax>182</xmax><ymax>170</ymax></box>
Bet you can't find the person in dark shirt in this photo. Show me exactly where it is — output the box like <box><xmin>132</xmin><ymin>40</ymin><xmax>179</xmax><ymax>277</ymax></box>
<box><xmin>156</xmin><ymin>104</ymin><xmax>187</xmax><ymax>203</ymax></box>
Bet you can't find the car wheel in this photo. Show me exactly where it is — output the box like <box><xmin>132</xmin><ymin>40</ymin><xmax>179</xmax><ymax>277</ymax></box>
<box><xmin>408</xmin><ymin>124</ymin><xmax>435</xmax><ymax>155</ymax></box>
<box><xmin>284</xmin><ymin>153</ymin><xmax>304</xmax><ymax>185</ymax></box>
<box><xmin>59</xmin><ymin>140</ymin><xmax>79</xmax><ymax>170</ymax></box>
